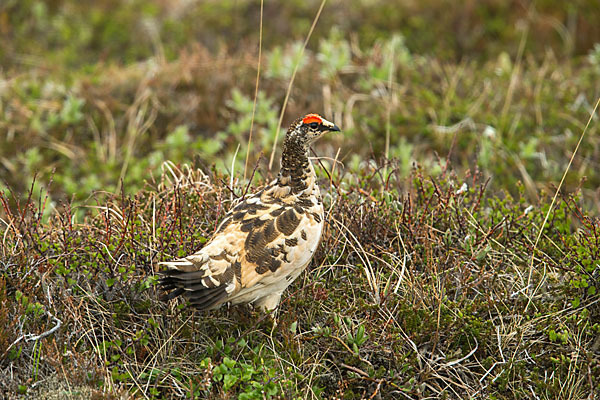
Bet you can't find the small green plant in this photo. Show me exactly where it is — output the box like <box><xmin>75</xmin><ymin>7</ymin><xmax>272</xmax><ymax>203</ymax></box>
<box><xmin>587</xmin><ymin>43</ymin><xmax>600</xmax><ymax>70</ymax></box>
<box><xmin>317</xmin><ymin>29</ymin><xmax>351</xmax><ymax>79</ymax></box>
<box><xmin>266</xmin><ymin>41</ymin><xmax>307</xmax><ymax>80</ymax></box>
<box><xmin>346</xmin><ymin>324</ymin><xmax>368</xmax><ymax>355</ymax></box>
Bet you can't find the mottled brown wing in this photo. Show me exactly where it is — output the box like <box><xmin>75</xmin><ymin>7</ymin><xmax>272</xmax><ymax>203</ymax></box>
<box><xmin>159</xmin><ymin>188</ymin><xmax>321</xmax><ymax>310</ymax></box>
<box><xmin>158</xmin><ymin>229</ymin><xmax>244</xmax><ymax>310</ymax></box>
<box><xmin>226</xmin><ymin>211</ymin><xmax>322</xmax><ymax>307</ymax></box>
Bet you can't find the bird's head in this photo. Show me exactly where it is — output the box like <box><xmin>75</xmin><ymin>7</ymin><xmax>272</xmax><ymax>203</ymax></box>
<box><xmin>286</xmin><ymin>113</ymin><xmax>341</xmax><ymax>149</ymax></box>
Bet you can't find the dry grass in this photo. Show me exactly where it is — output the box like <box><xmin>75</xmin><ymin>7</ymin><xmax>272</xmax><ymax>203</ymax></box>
<box><xmin>1</xmin><ymin>158</ymin><xmax>598</xmax><ymax>398</ymax></box>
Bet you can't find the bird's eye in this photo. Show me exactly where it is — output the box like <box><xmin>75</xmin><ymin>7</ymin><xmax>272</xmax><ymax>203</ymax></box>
<box><xmin>309</xmin><ymin>122</ymin><xmax>319</xmax><ymax>129</ymax></box>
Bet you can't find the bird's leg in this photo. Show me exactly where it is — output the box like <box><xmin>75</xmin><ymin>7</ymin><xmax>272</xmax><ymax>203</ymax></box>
<box><xmin>253</xmin><ymin>292</ymin><xmax>282</xmax><ymax>311</ymax></box>
<box><xmin>249</xmin><ymin>293</ymin><xmax>282</xmax><ymax>328</ymax></box>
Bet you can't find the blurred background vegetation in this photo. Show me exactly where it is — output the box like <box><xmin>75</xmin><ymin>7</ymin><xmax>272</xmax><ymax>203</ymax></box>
<box><xmin>1</xmin><ymin>0</ymin><xmax>600</xmax><ymax>213</ymax></box>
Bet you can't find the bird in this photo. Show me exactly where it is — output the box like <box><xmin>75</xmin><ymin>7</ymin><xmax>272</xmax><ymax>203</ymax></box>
<box><xmin>159</xmin><ymin>113</ymin><xmax>340</xmax><ymax>311</ymax></box>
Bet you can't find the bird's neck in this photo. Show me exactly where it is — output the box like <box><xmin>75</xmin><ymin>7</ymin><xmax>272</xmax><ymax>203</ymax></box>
<box><xmin>277</xmin><ymin>138</ymin><xmax>316</xmax><ymax>195</ymax></box>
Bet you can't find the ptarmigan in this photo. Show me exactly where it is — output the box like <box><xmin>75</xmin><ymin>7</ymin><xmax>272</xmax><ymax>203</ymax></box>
<box><xmin>159</xmin><ymin>113</ymin><xmax>340</xmax><ymax>311</ymax></box>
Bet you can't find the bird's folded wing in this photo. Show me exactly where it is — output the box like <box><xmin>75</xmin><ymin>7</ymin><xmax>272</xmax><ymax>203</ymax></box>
<box><xmin>159</xmin><ymin>192</ymin><xmax>320</xmax><ymax>310</ymax></box>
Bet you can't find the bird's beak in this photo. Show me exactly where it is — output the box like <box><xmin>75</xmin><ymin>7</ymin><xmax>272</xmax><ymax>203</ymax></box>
<box><xmin>321</xmin><ymin>118</ymin><xmax>341</xmax><ymax>132</ymax></box>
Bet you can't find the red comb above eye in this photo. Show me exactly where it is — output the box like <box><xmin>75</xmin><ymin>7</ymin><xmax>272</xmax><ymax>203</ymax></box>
<box><xmin>302</xmin><ymin>114</ymin><xmax>322</xmax><ymax>125</ymax></box>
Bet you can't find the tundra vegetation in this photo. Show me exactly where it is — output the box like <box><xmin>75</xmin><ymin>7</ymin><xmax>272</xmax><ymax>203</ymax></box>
<box><xmin>1</xmin><ymin>0</ymin><xmax>599</xmax><ymax>398</ymax></box>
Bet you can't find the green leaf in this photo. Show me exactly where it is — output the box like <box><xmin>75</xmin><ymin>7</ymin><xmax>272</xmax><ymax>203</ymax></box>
<box><xmin>223</xmin><ymin>373</ymin><xmax>238</xmax><ymax>391</ymax></box>
<box><xmin>223</xmin><ymin>357</ymin><xmax>236</xmax><ymax>369</ymax></box>
<box><xmin>356</xmin><ymin>325</ymin><xmax>366</xmax><ymax>343</ymax></box>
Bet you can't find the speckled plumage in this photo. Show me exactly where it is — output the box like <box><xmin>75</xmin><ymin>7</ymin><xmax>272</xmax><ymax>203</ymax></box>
<box><xmin>159</xmin><ymin>114</ymin><xmax>340</xmax><ymax>311</ymax></box>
